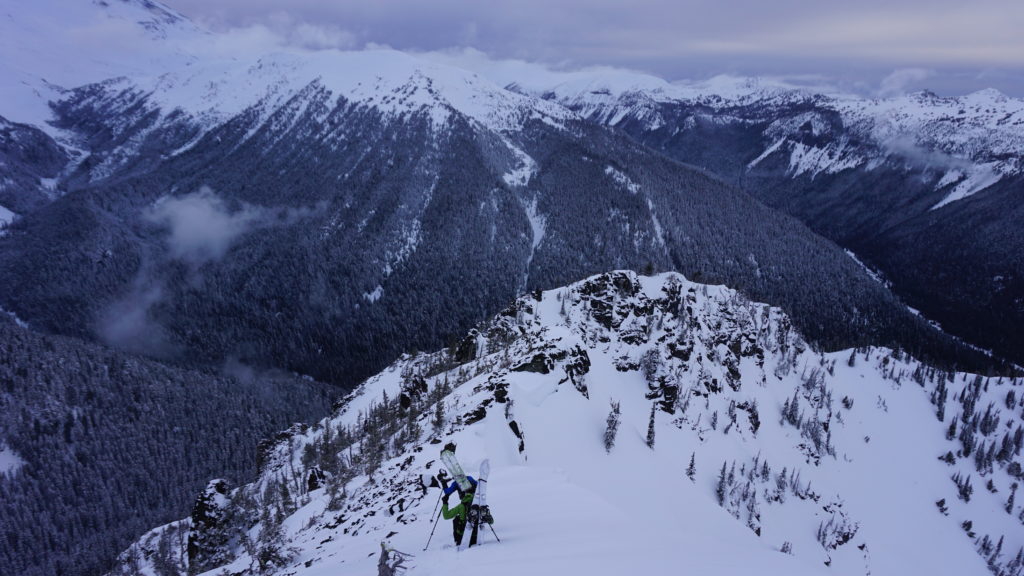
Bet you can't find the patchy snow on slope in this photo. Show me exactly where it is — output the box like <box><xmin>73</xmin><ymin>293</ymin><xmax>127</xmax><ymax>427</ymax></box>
<box><xmin>844</xmin><ymin>250</ymin><xmax>888</xmax><ymax>287</ymax></box>
<box><xmin>787</xmin><ymin>141</ymin><xmax>864</xmax><ymax>178</ymax></box>
<box><xmin>363</xmin><ymin>286</ymin><xmax>384</xmax><ymax>304</ymax></box>
<box><xmin>522</xmin><ymin>198</ymin><xmax>546</xmax><ymax>252</ymax></box>
<box><xmin>502</xmin><ymin>140</ymin><xmax>537</xmax><ymax>187</ymax></box>
<box><xmin>931</xmin><ymin>163</ymin><xmax>1005</xmax><ymax>210</ymax></box>
<box><xmin>0</xmin><ymin>444</ymin><xmax>25</xmax><ymax>477</ymax></box>
<box><xmin>604</xmin><ymin>165</ymin><xmax>640</xmax><ymax>194</ymax></box>
<box><xmin>0</xmin><ymin>305</ymin><xmax>29</xmax><ymax>329</ymax></box>
<box><xmin>747</xmin><ymin>138</ymin><xmax>786</xmax><ymax>170</ymax></box>
<box><xmin>0</xmin><ymin>204</ymin><xmax>15</xmax><ymax>227</ymax></box>
<box><xmin>645</xmin><ymin>198</ymin><xmax>665</xmax><ymax>247</ymax></box>
<box><xmin>518</xmin><ymin>197</ymin><xmax>547</xmax><ymax>290</ymax></box>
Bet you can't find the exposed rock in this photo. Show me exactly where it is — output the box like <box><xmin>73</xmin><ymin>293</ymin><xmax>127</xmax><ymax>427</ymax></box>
<box><xmin>512</xmin><ymin>353</ymin><xmax>555</xmax><ymax>374</ymax></box>
<box><xmin>307</xmin><ymin>467</ymin><xmax>327</xmax><ymax>492</ymax></box>
<box><xmin>186</xmin><ymin>479</ymin><xmax>233</xmax><ymax>574</ymax></box>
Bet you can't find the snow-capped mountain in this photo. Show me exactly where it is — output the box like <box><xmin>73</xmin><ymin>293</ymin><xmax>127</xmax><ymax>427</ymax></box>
<box><xmin>108</xmin><ymin>271</ymin><xmax>1024</xmax><ymax>576</ymax></box>
<box><xmin>2</xmin><ymin>25</ymin><xmax>971</xmax><ymax>391</ymax></box>
<box><xmin>534</xmin><ymin>72</ymin><xmax>1024</xmax><ymax>368</ymax></box>
<box><xmin>0</xmin><ymin>0</ymin><xmax>203</xmax><ymax>222</ymax></box>
<box><xmin>44</xmin><ymin>47</ymin><xmax>569</xmax><ymax>190</ymax></box>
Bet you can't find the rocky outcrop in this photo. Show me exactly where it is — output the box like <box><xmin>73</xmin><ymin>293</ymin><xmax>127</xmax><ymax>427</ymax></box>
<box><xmin>256</xmin><ymin>423</ymin><xmax>309</xmax><ymax>475</ymax></box>
<box><xmin>186</xmin><ymin>479</ymin><xmax>233</xmax><ymax>575</ymax></box>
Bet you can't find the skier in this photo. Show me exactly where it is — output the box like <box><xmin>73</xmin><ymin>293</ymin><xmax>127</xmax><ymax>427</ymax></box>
<box><xmin>441</xmin><ymin>480</ymin><xmax>477</xmax><ymax>547</ymax></box>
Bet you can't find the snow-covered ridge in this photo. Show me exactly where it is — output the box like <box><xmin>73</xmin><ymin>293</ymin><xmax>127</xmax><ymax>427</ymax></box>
<box><xmin>109</xmin><ymin>271</ymin><xmax>1024</xmax><ymax>576</ymax></box>
<box><xmin>3</xmin><ymin>2</ymin><xmax>568</xmax><ymax>145</ymax></box>
<box><xmin>91</xmin><ymin>49</ymin><xmax>572</xmax><ymax>138</ymax></box>
<box><xmin>548</xmin><ymin>74</ymin><xmax>1024</xmax><ymax>207</ymax></box>
<box><xmin>48</xmin><ymin>48</ymin><xmax>576</xmax><ymax>184</ymax></box>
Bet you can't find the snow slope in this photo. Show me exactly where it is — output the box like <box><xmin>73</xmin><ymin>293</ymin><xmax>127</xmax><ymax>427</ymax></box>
<box><xmin>0</xmin><ymin>0</ymin><xmax>202</xmax><ymax>126</ymax></box>
<box><xmin>109</xmin><ymin>271</ymin><xmax>1024</xmax><ymax>576</ymax></box>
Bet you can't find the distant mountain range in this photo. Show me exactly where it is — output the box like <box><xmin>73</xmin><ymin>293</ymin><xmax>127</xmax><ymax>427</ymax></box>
<box><xmin>525</xmin><ymin>73</ymin><xmax>1024</xmax><ymax>366</ymax></box>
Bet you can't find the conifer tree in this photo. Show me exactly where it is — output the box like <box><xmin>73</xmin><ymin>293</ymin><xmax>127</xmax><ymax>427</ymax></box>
<box><xmin>604</xmin><ymin>400</ymin><xmax>621</xmax><ymax>453</ymax></box>
<box><xmin>431</xmin><ymin>399</ymin><xmax>445</xmax><ymax>436</ymax></box>
<box><xmin>646</xmin><ymin>403</ymin><xmax>657</xmax><ymax>449</ymax></box>
<box><xmin>716</xmin><ymin>462</ymin><xmax>728</xmax><ymax>506</ymax></box>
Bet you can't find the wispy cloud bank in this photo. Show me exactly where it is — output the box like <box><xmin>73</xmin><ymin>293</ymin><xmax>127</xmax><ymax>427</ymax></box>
<box><xmin>99</xmin><ymin>187</ymin><xmax>321</xmax><ymax>356</ymax></box>
<box><xmin>144</xmin><ymin>186</ymin><xmax>322</xmax><ymax>266</ymax></box>
<box><xmin>145</xmin><ymin>187</ymin><xmax>263</xmax><ymax>265</ymax></box>
<box><xmin>164</xmin><ymin>0</ymin><xmax>1024</xmax><ymax>96</ymax></box>
<box><xmin>878</xmin><ymin>68</ymin><xmax>935</xmax><ymax>98</ymax></box>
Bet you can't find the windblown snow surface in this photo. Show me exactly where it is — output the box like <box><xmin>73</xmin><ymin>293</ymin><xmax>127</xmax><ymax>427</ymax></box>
<box><xmin>113</xmin><ymin>271</ymin><xmax>1024</xmax><ymax>576</ymax></box>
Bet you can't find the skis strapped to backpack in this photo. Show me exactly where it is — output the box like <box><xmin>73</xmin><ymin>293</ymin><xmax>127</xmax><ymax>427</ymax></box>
<box><xmin>440</xmin><ymin>449</ymin><xmax>472</xmax><ymax>493</ymax></box>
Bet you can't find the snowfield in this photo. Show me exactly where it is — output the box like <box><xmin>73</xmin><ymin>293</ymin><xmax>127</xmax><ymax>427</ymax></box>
<box><xmin>111</xmin><ymin>272</ymin><xmax>1023</xmax><ymax>576</ymax></box>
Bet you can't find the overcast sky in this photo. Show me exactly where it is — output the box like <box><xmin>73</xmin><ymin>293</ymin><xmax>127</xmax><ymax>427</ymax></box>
<box><xmin>163</xmin><ymin>0</ymin><xmax>1024</xmax><ymax>96</ymax></box>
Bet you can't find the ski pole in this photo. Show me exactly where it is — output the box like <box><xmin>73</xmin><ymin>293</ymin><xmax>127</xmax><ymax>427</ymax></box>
<box><xmin>487</xmin><ymin>523</ymin><xmax>501</xmax><ymax>543</ymax></box>
<box><xmin>429</xmin><ymin>489</ymin><xmax>442</xmax><ymax>519</ymax></box>
<box><xmin>423</xmin><ymin>509</ymin><xmax>443</xmax><ymax>551</ymax></box>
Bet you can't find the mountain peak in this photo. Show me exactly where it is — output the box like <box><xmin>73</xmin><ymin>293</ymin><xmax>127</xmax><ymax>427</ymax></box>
<box><xmin>964</xmin><ymin>87</ymin><xmax>1009</xmax><ymax>103</ymax></box>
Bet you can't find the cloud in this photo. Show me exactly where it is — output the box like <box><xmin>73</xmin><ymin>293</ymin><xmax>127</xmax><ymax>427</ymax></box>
<box><xmin>163</xmin><ymin>0</ymin><xmax>1024</xmax><ymax>97</ymax></box>
<box><xmin>144</xmin><ymin>186</ymin><xmax>323</xmax><ymax>266</ymax></box>
<box><xmin>878</xmin><ymin>68</ymin><xmax>935</xmax><ymax>98</ymax></box>
<box><xmin>97</xmin><ymin>275</ymin><xmax>179</xmax><ymax>358</ymax></box>
<box><xmin>882</xmin><ymin>135</ymin><xmax>972</xmax><ymax>171</ymax></box>
<box><xmin>264</xmin><ymin>12</ymin><xmax>357</xmax><ymax>51</ymax></box>
<box><xmin>144</xmin><ymin>187</ymin><xmax>265</xmax><ymax>265</ymax></box>
<box><xmin>98</xmin><ymin>187</ymin><xmax>322</xmax><ymax>357</ymax></box>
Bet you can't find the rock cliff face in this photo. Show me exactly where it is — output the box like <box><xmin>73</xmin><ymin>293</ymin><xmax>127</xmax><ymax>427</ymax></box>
<box><xmin>109</xmin><ymin>271</ymin><xmax>1024</xmax><ymax>576</ymax></box>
